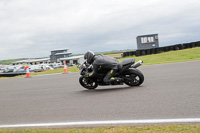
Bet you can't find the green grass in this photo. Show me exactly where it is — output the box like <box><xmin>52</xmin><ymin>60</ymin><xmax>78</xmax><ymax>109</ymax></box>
<box><xmin>0</xmin><ymin>125</ymin><xmax>200</xmax><ymax>133</ymax></box>
<box><xmin>118</xmin><ymin>47</ymin><xmax>200</xmax><ymax>65</ymax></box>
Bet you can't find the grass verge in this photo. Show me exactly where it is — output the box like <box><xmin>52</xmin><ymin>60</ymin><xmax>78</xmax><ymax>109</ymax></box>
<box><xmin>0</xmin><ymin>125</ymin><xmax>200</xmax><ymax>133</ymax></box>
<box><xmin>118</xmin><ymin>47</ymin><xmax>200</xmax><ymax>65</ymax></box>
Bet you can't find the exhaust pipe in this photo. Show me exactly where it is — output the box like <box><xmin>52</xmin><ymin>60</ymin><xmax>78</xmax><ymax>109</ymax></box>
<box><xmin>131</xmin><ymin>60</ymin><xmax>143</xmax><ymax>68</ymax></box>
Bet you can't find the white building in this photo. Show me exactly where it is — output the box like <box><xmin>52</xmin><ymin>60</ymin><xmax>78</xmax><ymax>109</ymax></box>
<box><xmin>12</xmin><ymin>58</ymin><xmax>50</xmax><ymax>65</ymax></box>
<box><xmin>59</xmin><ymin>55</ymin><xmax>84</xmax><ymax>65</ymax></box>
<box><xmin>50</xmin><ymin>49</ymin><xmax>72</xmax><ymax>62</ymax></box>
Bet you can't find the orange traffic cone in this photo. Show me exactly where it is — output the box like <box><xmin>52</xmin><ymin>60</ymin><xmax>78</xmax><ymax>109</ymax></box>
<box><xmin>25</xmin><ymin>66</ymin><xmax>31</xmax><ymax>78</ymax></box>
<box><xmin>63</xmin><ymin>61</ymin><xmax>68</xmax><ymax>74</ymax></box>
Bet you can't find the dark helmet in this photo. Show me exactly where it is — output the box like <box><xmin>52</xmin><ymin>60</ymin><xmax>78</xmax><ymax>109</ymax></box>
<box><xmin>84</xmin><ymin>51</ymin><xmax>95</xmax><ymax>64</ymax></box>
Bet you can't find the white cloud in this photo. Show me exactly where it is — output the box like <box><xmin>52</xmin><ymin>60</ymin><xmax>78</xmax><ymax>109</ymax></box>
<box><xmin>0</xmin><ymin>0</ymin><xmax>200</xmax><ymax>60</ymax></box>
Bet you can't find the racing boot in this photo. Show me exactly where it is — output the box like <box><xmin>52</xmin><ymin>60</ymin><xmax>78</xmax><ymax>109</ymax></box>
<box><xmin>115</xmin><ymin>77</ymin><xmax>124</xmax><ymax>85</ymax></box>
<box><xmin>109</xmin><ymin>78</ymin><xmax>123</xmax><ymax>85</ymax></box>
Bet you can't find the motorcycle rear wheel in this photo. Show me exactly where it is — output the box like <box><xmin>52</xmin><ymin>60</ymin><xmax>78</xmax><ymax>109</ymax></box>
<box><xmin>79</xmin><ymin>76</ymin><xmax>98</xmax><ymax>90</ymax></box>
<box><xmin>123</xmin><ymin>69</ymin><xmax>144</xmax><ymax>86</ymax></box>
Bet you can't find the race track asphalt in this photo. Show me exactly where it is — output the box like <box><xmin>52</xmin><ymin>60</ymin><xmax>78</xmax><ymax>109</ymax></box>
<box><xmin>0</xmin><ymin>61</ymin><xmax>200</xmax><ymax>127</ymax></box>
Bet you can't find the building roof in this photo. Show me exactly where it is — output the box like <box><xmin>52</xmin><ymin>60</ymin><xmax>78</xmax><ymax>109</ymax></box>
<box><xmin>59</xmin><ymin>55</ymin><xmax>84</xmax><ymax>60</ymax></box>
<box><xmin>54</xmin><ymin>52</ymin><xmax>72</xmax><ymax>56</ymax></box>
<box><xmin>137</xmin><ymin>34</ymin><xmax>158</xmax><ymax>37</ymax></box>
<box><xmin>13</xmin><ymin>58</ymin><xmax>50</xmax><ymax>63</ymax></box>
<box><xmin>51</xmin><ymin>48</ymin><xmax>69</xmax><ymax>52</ymax></box>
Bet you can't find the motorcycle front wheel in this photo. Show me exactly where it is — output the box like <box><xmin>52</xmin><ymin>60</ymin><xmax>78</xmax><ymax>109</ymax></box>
<box><xmin>79</xmin><ymin>76</ymin><xmax>98</xmax><ymax>90</ymax></box>
<box><xmin>123</xmin><ymin>68</ymin><xmax>144</xmax><ymax>86</ymax></box>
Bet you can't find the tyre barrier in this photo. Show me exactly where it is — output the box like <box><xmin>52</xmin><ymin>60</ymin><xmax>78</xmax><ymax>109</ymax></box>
<box><xmin>122</xmin><ymin>41</ymin><xmax>200</xmax><ymax>57</ymax></box>
<box><xmin>128</xmin><ymin>51</ymin><xmax>134</xmax><ymax>56</ymax></box>
<box><xmin>122</xmin><ymin>51</ymin><xmax>136</xmax><ymax>57</ymax></box>
<box><xmin>174</xmin><ymin>44</ymin><xmax>182</xmax><ymax>50</ymax></box>
<box><xmin>122</xmin><ymin>52</ymin><xmax>127</xmax><ymax>57</ymax></box>
<box><xmin>150</xmin><ymin>48</ymin><xmax>156</xmax><ymax>54</ymax></box>
<box><xmin>198</xmin><ymin>41</ymin><xmax>200</xmax><ymax>46</ymax></box>
<box><xmin>146</xmin><ymin>49</ymin><xmax>151</xmax><ymax>55</ymax></box>
<box><xmin>163</xmin><ymin>46</ymin><xmax>169</xmax><ymax>52</ymax></box>
<box><xmin>155</xmin><ymin>48</ymin><xmax>161</xmax><ymax>54</ymax></box>
<box><xmin>141</xmin><ymin>50</ymin><xmax>146</xmax><ymax>56</ymax></box>
<box><xmin>191</xmin><ymin>42</ymin><xmax>196</xmax><ymax>48</ymax></box>
<box><xmin>183</xmin><ymin>43</ymin><xmax>191</xmax><ymax>49</ymax></box>
<box><xmin>195</xmin><ymin>41</ymin><xmax>200</xmax><ymax>47</ymax></box>
<box><xmin>135</xmin><ymin>50</ymin><xmax>141</xmax><ymax>56</ymax></box>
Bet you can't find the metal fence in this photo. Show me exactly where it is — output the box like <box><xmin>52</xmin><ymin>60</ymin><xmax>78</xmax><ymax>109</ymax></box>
<box><xmin>122</xmin><ymin>41</ymin><xmax>200</xmax><ymax>57</ymax></box>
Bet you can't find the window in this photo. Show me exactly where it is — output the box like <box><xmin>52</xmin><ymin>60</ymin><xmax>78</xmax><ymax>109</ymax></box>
<box><xmin>141</xmin><ymin>37</ymin><xmax>154</xmax><ymax>43</ymax></box>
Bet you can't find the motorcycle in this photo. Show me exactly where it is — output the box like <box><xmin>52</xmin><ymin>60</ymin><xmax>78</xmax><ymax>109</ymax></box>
<box><xmin>78</xmin><ymin>58</ymin><xmax>144</xmax><ymax>89</ymax></box>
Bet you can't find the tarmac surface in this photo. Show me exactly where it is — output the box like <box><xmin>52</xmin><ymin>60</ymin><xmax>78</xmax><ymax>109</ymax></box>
<box><xmin>0</xmin><ymin>61</ymin><xmax>200</xmax><ymax>128</ymax></box>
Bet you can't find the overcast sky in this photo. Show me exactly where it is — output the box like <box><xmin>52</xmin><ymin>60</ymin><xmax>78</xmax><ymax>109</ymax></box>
<box><xmin>0</xmin><ymin>0</ymin><xmax>200</xmax><ymax>60</ymax></box>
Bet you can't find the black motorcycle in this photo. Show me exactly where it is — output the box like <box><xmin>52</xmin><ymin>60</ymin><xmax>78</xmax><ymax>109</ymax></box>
<box><xmin>79</xmin><ymin>58</ymin><xmax>144</xmax><ymax>89</ymax></box>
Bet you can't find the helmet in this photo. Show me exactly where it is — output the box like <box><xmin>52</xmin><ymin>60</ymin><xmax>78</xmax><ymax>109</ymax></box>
<box><xmin>84</xmin><ymin>51</ymin><xmax>95</xmax><ymax>64</ymax></box>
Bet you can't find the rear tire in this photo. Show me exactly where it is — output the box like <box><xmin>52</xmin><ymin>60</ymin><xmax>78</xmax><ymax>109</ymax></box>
<box><xmin>123</xmin><ymin>68</ymin><xmax>144</xmax><ymax>86</ymax></box>
<box><xmin>79</xmin><ymin>76</ymin><xmax>98</xmax><ymax>90</ymax></box>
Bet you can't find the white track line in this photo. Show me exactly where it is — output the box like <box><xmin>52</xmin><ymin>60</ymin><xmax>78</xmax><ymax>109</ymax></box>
<box><xmin>1</xmin><ymin>118</ymin><xmax>200</xmax><ymax>128</ymax></box>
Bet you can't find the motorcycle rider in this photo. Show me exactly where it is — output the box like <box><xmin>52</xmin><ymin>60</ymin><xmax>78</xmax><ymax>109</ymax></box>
<box><xmin>84</xmin><ymin>51</ymin><xmax>122</xmax><ymax>85</ymax></box>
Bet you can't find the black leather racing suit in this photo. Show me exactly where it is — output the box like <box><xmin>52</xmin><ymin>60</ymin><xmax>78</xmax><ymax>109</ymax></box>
<box><xmin>86</xmin><ymin>54</ymin><xmax>119</xmax><ymax>83</ymax></box>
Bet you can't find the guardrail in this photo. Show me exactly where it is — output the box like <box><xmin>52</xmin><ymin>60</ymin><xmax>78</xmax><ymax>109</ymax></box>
<box><xmin>122</xmin><ymin>41</ymin><xmax>200</xmax><ymax>57</ymax></box>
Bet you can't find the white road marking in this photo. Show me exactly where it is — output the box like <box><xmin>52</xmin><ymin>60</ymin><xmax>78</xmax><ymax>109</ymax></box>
<box><xmin>33</xmin><ymin>72</ymin><xmax>79</xmax><ymax>77</ymax></box>
<box><xmin>1</xmin><ymin>118</ymin><xmax>200</xmax><ymax>128</ymax></box>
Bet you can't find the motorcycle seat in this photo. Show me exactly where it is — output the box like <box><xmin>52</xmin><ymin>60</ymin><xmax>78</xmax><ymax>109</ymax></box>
<box><xmin>119</xmin><ymin>58</ymin><xmax>135</xmax><ymax>66</ymax></box>
<box><xmin>118</xmin><ymin>58</ymin><xmax>135</xmax><ymax>72</ymax></box>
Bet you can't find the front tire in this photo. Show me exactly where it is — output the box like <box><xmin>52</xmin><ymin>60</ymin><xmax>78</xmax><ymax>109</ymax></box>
<box><xmin>123</xmin><ymin>68</ymin><xmax>144</xmax><ymax>86</ymax></box>
<box><xmin>79</xmin><ymin>76</ymin><xmax>98</xmax><ymax>90</ymax></box>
